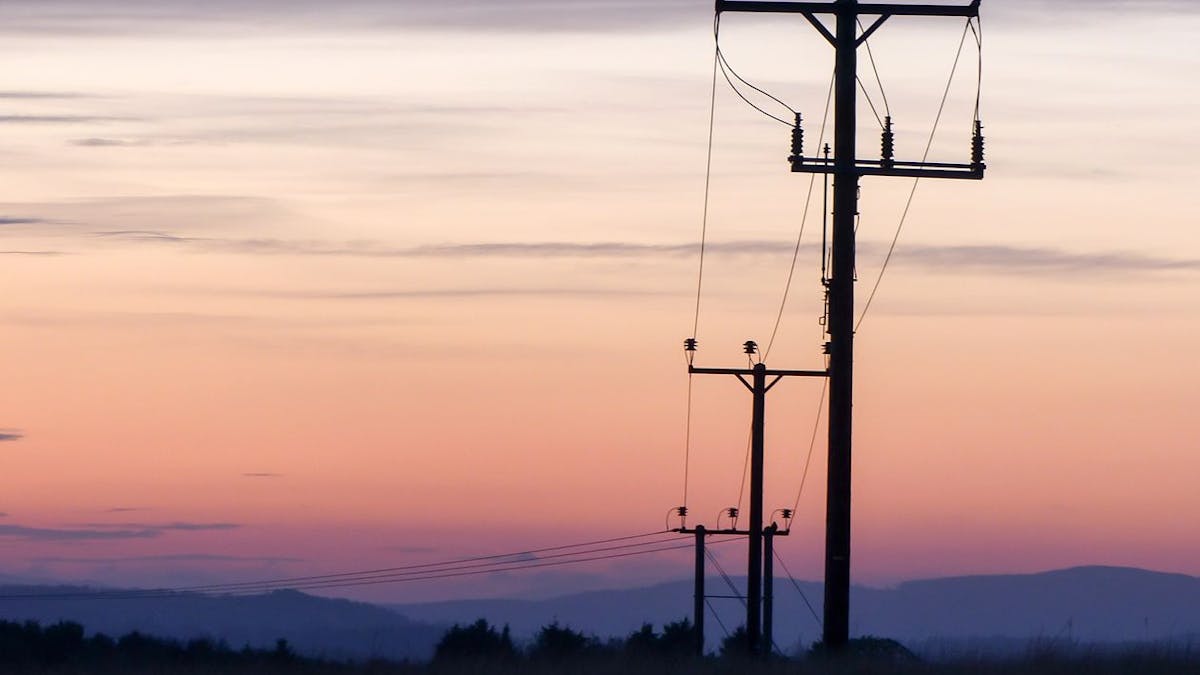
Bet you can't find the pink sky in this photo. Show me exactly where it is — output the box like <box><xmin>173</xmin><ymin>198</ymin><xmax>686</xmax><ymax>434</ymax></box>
<box><xmin>1</xmin><ymin>1</ymin><xmax>1198</xmax><ymax>603</ymax></box>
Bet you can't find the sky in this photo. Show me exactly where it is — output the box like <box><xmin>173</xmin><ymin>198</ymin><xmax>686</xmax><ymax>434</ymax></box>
<box><xmin>0</xmin><ymin>0</ymin><xmax>1198</xmax><ymax>604</ymax></box>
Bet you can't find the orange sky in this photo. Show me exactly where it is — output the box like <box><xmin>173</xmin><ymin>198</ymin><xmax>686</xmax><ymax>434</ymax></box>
<box><xmin>1</xmin><ymin>1</ymin><xmax>1198</xmax><ymax>602</ymax></box>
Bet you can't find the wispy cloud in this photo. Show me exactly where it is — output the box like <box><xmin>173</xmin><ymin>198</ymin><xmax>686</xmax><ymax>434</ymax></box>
<box><xmin>1</xmin><ymin>250</ymin><xmax>65</xmax><ymax>256</ymax></box>
<box><xmin>80</xmin><ymin>522</ymin><xmax>242</xmax><ymax>532</ymax></box>
<box><xmin>69</xmin><ymin>137</ymin><xmax>151</xmax><ymax>147</ymax></box>
<box><xmin>0</xmin><ymin>90</ymin><xmax>91</xmax><ymax>99</ymax></box>
<box><xmin>0</xmin><ymin>0</ymin><xmax>1191</xmax><ymax>37</ymax></box>
<box><xmin>0</xmin><ymin>217</ymin><xmax>50</xmax><ymax>226</ymax></box>
<box><xmin>0</xmin><ymin>115</ymin><xmax>134</xmax><ymax>124</ymax></box>
<box><xmin>105</xmin><ymin>507</ymin><xmax>149</xmax><ymax>513</ymax></box>
<box><xmin>0</xmin><ymin>524</ymin><xmax>161</xmax><ymax>541</ymax></box>
<box><xmin>92</xmin><ymin>232</ymin><xmax>1200</xmax><ymax>277</ymax></box>
<box><xmin>31</xmin><ymin>553</ymin><xmax>302</xmax><ymax>564</ymax></box>
<box><xmin>242</xmin><ymin>472</ymin><xmax>283</xmax><ymax>479</ymax></box>
<box><xmin>0</xmin><ymin>431</ymin><xmax>23</xmax><ymax>442</ymax></box>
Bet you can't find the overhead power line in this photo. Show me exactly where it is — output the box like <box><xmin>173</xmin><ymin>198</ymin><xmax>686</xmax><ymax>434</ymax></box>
<box><xmin>0</xmin><ymin>531</ymin><xmax>738</xmax><ymax>601</ymax></box>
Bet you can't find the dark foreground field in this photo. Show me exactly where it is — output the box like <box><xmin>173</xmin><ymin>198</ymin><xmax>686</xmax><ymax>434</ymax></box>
<box><xmin>5</xmin><ymin>619</ymin><xmax>1199</xmax><ymax>675</ymax></box>
<box><xmin>9</xmin><ymin>654</ymin><xmax>1200</xmax><ymax>675</ymax></box>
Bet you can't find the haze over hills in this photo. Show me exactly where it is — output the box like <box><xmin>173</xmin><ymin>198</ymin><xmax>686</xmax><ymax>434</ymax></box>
<box><xmin>393</xmin><ymin>566</ymin><xmax>1200</xmax><ymax>655</ymax></box>
<box><xmin>2</xmin><ymin>566</ymin><xmax>1198</xmax><ymax>660</ymax></box>
<box><xmin>0</xmin><ymin>586</ymin><xmax>444</xmax><ymax>662</ymax></box>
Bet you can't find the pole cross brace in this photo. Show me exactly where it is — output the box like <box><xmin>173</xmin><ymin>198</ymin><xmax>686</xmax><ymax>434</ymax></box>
<box><xmin>688</xmin><ymin>366</ymin><xmax>829</xmax><ymax>378</ymax></box>
<box><xmin>676</xmin><ymin>528</ymin><xmax>791</xmax><ymax>537</ymax></box>
<box><xmin>715</xmin><ymin>1</ymin><xmax>980</xmax><ymax>18</ymax></box>
<box><xmin>791</xmin><ymin>157</ymin><xmax>985</xmax><ymax>180</ymax></box>
<box><xmin>716</xmin><ymin>0</ymin><xmax>980</xmax><ymax>47</ymax></box>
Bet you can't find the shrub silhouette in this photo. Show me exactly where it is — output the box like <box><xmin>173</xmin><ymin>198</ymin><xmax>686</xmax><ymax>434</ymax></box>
<box><xmin>720</xmin><ymin>625</ymin><xmax>754</xmax><ymax>659</ymax></box>
<box><xmin>810</xmin><ymin>635</ymin><xmax>919</xmax><ymax>662</ymax></box>
<box><xmin>528</xmin><ymin>621</ymin><xmax>600</xmax><ymax>661</ymax></box>
<box><xmin>624</xmin><ymin>619</ymin><xmax>697</xmax><ymax>659</ymax></box>
<box><xmin>433</xmin><ymin>618</ymin><xmax>517</xmax><ymax>662</ymax></box>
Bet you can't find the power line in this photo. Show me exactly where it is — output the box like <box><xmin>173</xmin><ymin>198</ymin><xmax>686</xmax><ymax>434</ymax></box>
<box><xmin>772</xmin><ymin>549</ymin><xmax>822</xmax><ymax>629</ymax></box>
<box><xmin>856</xmin><ymin>18</ymin><xmax>976</xmax><ymax>332</ymax></box>
<box><xmin>713</xmin><ymin>15</ymin><xmax>797</xmax><ymax>127</ymax></box>
<box><xmin>857</xmin><ymin>18</ymin><xmax>892</xmax><ymax>118</ymax></box>
<box><xmin>787</xmin><ymin>376</ymin><xmax>828</xmax><ymax>527</ymax></box>
<box><xmin>764</xmin><ymin>70</ymin><xmax>835</xmax><ymax>361</ymax></box>
<box><xmin>0</xmin><ymin>531</ymin><xmax>689</xmax><ymax>601</ymax></box>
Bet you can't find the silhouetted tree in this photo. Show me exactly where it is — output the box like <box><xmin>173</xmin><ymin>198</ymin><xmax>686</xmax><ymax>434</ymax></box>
<box><xmin>809</xmin><ymin>635</ymin><xmax>918</xmax><ymax>662</ymax></box>
<box><xmin>433</xmin><ymin>619</ymin><xmax>517</xmax><ymax>663</ymax></box>
<box><xmin>660</xmin><ymin>618</ymin><xmax>698</xmax><ymax>655</ymax></box>
<box><xmin>624</xmin><ymin>623</ymin><xmax>660</xmax><ymax>657</ymax></box>
<box><xmin>720</xmin><ymin>626</ymin><xmax>754</xmax><ymax>659</ymax></box>
<box><xmin>624</xmin><ymin>619</ymin><xmax>697</xmax><ymax>659</ymax></box>
<box><xmin>527</xmin><ymin>621</ymin><xmax>600</xmax><ymax>661</ymax></box>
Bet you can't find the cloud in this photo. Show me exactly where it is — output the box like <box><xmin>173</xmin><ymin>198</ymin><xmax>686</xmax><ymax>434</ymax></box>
<box><xmin>0</xmin><ymin>524</ymin><xmax>161</xmax><ymax>541</ymax></box>
<box><xmin>70</xmin><ymin>137</ymin><xmax>151</xmax><ymax>147</ymax></box>
<box><xmin>275</xmin><ymin>288</ymin><xmax>673</xmax><ymax>301</ymax></box>
<box><xmin>0</xmin><ymin>0</ymin><xmax>1191</xmax><ymax>38</ymax></box>
<box><xmin>0</xmin><ymin>431</ymin><xmax>23</xmax><ymax>442</ymax></box>
<box><xmin>31</xmin><ymin>553</ymin><xmax>303</xmax><ymax>564</ymax></box>
<box><xmin>242</xmin><ymin>472</ymin><xmax>283</xmax><ymax>478</ymax></box>
<box><xmin>0</xmin><ymin>217</ymin><xmax>50</xmax><ymax>225</ymax></box>
<box><xmin>0</xmin><ymin>250</ymin><xmax>65</xmax><ymax>256</ymax></box>
<box><xmin>88</xmin><ymin>234</ymin><xmax>1200</xmax><ymax>276</ymax></box>
<box><xmin>105</xmin><ymin>507</ymin><xmax>149</xmax><ymax>513</ymax></box>
<box><xmin>895</xmin><ymin>244</ymin><xmax>1200</xmax><ymax>275</ymax></box>
<box><xmin>0</xmin><ymin>513</ymin><xmax>8</xmax><ymax>518</ymax></box>
<box><xmin>0</xmin><ymin>195</ymin><xmax>290</xmax><ymax>236</ymax></box>
<box><xmin>0</xmin><ymin>115</ymin><xmax>134</xmax><ymax>124</ymax></box>
<box><xmin>81</xmin><ymin>522</ymin><xmax>242</xmax><ymax>532</ymax></box>
<box><xmin>0</xmin><ymin>91</ymin><xmax>90</xmax><ymax>99</ymax></box>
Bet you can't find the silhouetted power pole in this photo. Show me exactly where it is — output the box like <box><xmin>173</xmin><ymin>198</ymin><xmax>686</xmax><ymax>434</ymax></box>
<box><xmin>680</xmin><ymin>340</ymin><xmax>825</xmax><ymax>655</ymax></box>
<box><xmin>715</xmin><ymin>0</ymin><xmax>986</xmax><ymax>652</ymax></box>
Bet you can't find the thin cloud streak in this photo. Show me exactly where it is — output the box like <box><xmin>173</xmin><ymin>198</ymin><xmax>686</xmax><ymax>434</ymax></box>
<box><xmin>32</xmin><ymin>554</ymin><xmax>303</xmax><ymax>564</ymax></box>
<box><xmin>0</xmin><ymin>115</ymin><xmax>135</xmax><ymax>124</ymax></box>
<box><xmin>0</xmin><ymin>524</ymin><xmax>161</xmax><ymax>541</ymax></box>
<box><xmin>0</xmin><ymin>431</ymin><xmax>23</xmax><ymax>442</ymax></box>
<box><xmin>80</xmin><ymin>522</ymin><xmax>242</xmax><ymax>532</ymax></box>
<box><xmin>0</xmin><ymin>0</ymin><xmax>1193</xmax><ymax>36</ymax></box>
<box><xmin>0</xmin><ymin>91</ymin><xmax>91</xmax><ymax>99</ymax></box>
<box><xmin>92</xmin><ymin>231</ymin><xmax>1200</xmax><ymax>276</ymax></box>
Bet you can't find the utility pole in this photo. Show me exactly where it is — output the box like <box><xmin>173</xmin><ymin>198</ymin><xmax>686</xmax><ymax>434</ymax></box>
<box><xmin>693</xmin><ymin>525</ymin><xmax>706</xmax><ymax>656</ymax></box>
<box><xmin>714</xmin><ymin>0</ymin><xmax>985</xmax><ymax>652</ymax></box>
<box><xmin>680</xmin><ymin>340</ymin><xmax>826</xmax><ymax>655</ymax></box>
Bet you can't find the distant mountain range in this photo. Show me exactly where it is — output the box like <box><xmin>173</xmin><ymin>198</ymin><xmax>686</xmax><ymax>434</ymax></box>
<box><xmin>392</xmin><ymin>566</ymin><xmax>1200</xmax><ymax>655</ymax></box>
<box><xmin>3</xmin><ymin>566</ymin><xmax>1198</xmax><ymax>660</ymax></box>
<box><xmin>0</xmin><ymin>586</ymin><xmax>443</xmax><ymax>661</ymax></box>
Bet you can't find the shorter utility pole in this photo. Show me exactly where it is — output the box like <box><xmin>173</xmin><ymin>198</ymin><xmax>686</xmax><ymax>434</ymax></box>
<box><xmin>678</xmin><ymin>340</ymin><xmax>826</xmax><ymax>655</ymax></box>
<box><xmin>694</xmin><ymin>525</ymin><xmax>706</xmax><ymax>656</ymax></box>
<box><xmin>763</xmin><ymin>524</ymin><xmax>777</xmax><ymax>656</ymax></box>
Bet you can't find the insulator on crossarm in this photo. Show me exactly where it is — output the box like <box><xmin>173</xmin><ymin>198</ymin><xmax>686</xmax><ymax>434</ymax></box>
<box><xmin>972</xmin><ymin>120</ymin><xmax>986</xmax><ymax>169</ymax></box>
<box><xmin>684</xmin><ymin>338</ymin><xmax>698</xmax><ymax>352</ymax></box>
<box><xmin>788</xmin><ymin>112</ymin><xmax>804</xmax><ymax>168</ymax></box>
<box><xmin>743</xmin><ymin>340</ymin><xmax>759</xmax><ymax>356</ymax></box>
<box><xmin>881</xmin><ymin>116</ymin><xmax>895</xmax><ymax>169</ymax></box>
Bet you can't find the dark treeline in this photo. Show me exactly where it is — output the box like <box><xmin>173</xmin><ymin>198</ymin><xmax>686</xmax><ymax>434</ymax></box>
<box><xmin>3</xmin><ymin>618</ymin><xmax>1200</xmax><ymax>675</ymax></box>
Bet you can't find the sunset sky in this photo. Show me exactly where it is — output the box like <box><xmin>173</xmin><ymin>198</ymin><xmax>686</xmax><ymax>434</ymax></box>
<box><xmin>1</xmin><ymin>0</ymin><xmax>1198</xmax><ymax>604</ymax></box>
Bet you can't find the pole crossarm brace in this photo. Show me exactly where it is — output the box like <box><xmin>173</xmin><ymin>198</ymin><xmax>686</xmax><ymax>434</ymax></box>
<box><xmin>675</xmin><ymin>528</ymin><xmax>791</xmax><ymax>537</ymax></box>
<box><xmin>792</xmin><ymin>157</ymin><xmax>984</xmax><ymax>180</ymax></box>
<box><xmin>715</xmin><ymin>1</ymin><xmax>980</xmax><ymax>18</ymax></box>
<box><xmin>688</xmin><ymin>366</ymin><xmax>829</xmax><ymax>378</ymax></box>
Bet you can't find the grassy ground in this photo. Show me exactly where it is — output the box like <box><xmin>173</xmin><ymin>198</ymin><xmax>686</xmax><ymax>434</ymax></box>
<box><xmin>13</xmin><ymin>653</ymin><xmax>1200</xmax><ymax>675</ymax></box>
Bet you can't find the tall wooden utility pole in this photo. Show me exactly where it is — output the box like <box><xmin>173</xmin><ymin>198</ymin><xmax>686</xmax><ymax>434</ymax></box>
<box><xmin>714</xmin><ymin>0</ymin><xmax>985</xmax><ymax>652</ymax></box>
